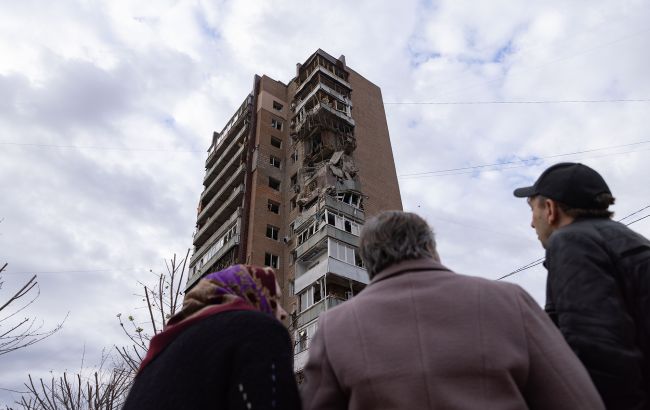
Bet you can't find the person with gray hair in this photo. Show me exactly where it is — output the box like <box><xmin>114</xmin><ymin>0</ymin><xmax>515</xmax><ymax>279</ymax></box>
<box><xmin>301</xmin><ymin>211</ymin><xmax>604</xmax><ymax>410</ymax></box>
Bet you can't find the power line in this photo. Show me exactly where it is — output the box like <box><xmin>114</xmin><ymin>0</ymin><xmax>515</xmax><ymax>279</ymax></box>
<box><xmin>384</xmin><ymin>98</ymin><xmax>650</xmax><ymax>105</ymax></box>
<box><xmin>399</xmin><ymin>140</ymin><xmax>650</xmax><ymax>178</ymax></box>
<box><xmin>496</xmin><ymin>204</ymin><xmax>650</xmax><ymax>280</ymax></box>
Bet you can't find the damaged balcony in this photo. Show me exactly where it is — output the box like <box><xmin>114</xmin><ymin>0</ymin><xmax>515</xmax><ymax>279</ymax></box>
<box><xmin>293</xmin><ymin>81</ymin><xmax>352</xmax><ymax>119</ymax></box>
<box><xmin>292</xmin><ymin>92</ymin><xmax>354</xmax><ymax>137</ymax></box>
<box><xmin>296</xmin><ymin>51</ymin><xmax>350</xmax><ymax>89</ymax></box>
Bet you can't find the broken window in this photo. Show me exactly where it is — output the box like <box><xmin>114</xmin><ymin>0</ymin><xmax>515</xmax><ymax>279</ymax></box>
<box><xmin>264</xmin><ymin>252</ymin><xmax>279</xmax><ymax>269</ymax></box>
<box><xmin>336</xmin><ymin>192</ymin><xmax>362</xmax><ymax>209</ymax></box>
<box><xmin>271</xmin><ymin>136</ymin><xmax>282</xmax><ymax>148</ymax></box>
<box><xmin>266</xmin><ymin>225</ymin><xmax>279</xmax><ymax>240</ymax></box>
<box><xmin>273</xmin><ymin>101</ymin><xmax>283</xmax><ymax>111</ymax></box>
<box><xmin>269</xmin><ymin>177</ymin><xmax>280</xmax><ymax>191</ymax></box>
<box><xmin>271</xmin><ymin>118</ymin><xmax>283</xmax><ymax>130</ymax></box>
<box><xmin>270</xmin><ymin>155</ymin><xmax>281</xmax><ymax>168</ymax></box>
<box><xmin>267</xmin><ymin>199</ymin><xmax>280</xmax><ymax>214</ymax></box>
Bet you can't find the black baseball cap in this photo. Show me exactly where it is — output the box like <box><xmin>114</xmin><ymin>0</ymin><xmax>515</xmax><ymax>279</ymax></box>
<box><xmin>513</xmin><ymin>162</ymin><xmax>611</xmax><ymax>208</ymax></box>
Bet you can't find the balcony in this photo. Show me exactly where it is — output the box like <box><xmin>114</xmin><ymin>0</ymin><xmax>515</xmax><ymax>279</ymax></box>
<box><xmin>295</xmin><ymin>257</ymin><xmax>369</xmax><ymax>293</ymax></box>
<box><xmin>202</xmin><ymin>144</ymin><xmax>245</xmax><ymax>203</ymax></box>
<box><xmin>198</xmin><ymin>164</ymin><xmax>245</xmax><ymax>224</ymax></box>
<box><xmin>191</xmin><ymin>209</ymin><xmax>241</xmax><ymax>266</ymax></box>
<box><xmin>294</xmin><ymin>102</ymin><xmax>355</xmax><ymax>135</ymax></box>
<box><xmin>205</xmin><ymin>96</ymin><xmax>251</xmax><ymax>169</ymax></box>
<box><xmin>324</xmin><ymin>195</ymin><xmax>364</xmax><ymax>221</ymax></box>
<box><xmin>194</xmin><ymin>184</ymin><xmax>244</xmax><ymax>247</ymax></box>
<box><xmin>295</xmin><ymin>296</ymin><xmax>347</xmax><ymax>328</ymax></box>
<box><xmin>295</xmin><ymin>225</ymin><xmax>358</xmax><ymax>260</ymax></box>
<box><xmin>294</xmin><ymin>83</ymin><xmax>352</xmax><ymax>118</ymax></box>
<box><xmin>292</xmin><ymin>196</ymin><xmax>364</xmax><ymax>234</ymax></box>
<box><xmin>296</xmin><ymin>65</ymin><xmax>351</xmax><ymax>95</ymax></box>
<box><xmin>187</xmin><ymin>234</ymin><xmax>240</xmax><ymax>289</ymax></box>
<box><xmin>204</xmin><ymin>128</ymin><xmax>247</xmax><ymax>188</ymax></box>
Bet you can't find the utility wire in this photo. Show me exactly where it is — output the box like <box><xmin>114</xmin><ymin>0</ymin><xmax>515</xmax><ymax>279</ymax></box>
<box><xmin>399</xmin><ymin>140</ymin><xmax>650</xmax><ymax>178</ymax></box>
<box><xmin>497</xmin><ymin>204</ymin><xmax>650</xmax><ymax>280</ymax></box>
<box><xmin>384</xmin><ymin>99</ymin><xmax>650</xmax><ymax>105</ymax></box>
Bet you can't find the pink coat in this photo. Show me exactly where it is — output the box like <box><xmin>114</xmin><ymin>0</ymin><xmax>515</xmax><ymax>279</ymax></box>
<box><xmin>301</xmin><ymin>258</ymin><xmax>604</xmax><ymax>410</ymax></box>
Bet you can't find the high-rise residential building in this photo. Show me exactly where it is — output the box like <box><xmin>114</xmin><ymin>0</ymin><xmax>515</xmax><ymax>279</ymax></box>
<box><xmin>186</xmin><ymin>49</ymin><xmax>402</xmax><ymax>375</ymax></box>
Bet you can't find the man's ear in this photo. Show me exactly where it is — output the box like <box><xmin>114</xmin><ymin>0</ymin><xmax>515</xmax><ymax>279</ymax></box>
<box><xmin>545</xmin><ymin>198</ymin><xmax>560</xmax><ymax>225</ymax></box>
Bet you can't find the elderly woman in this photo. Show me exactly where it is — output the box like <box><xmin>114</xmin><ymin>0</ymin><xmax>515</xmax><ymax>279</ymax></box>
<box><xmin>123</xmin><ymin>265</ymin><xmax>300</xmax><ymax>410</ymax></box>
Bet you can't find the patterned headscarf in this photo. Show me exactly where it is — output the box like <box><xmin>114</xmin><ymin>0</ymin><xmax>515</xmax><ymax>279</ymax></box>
<box><xmin>139</xmin><ymin>265</ymin><xmax>280</xmax><ymax>373</ymax></box>
<box><xmin>166</xmin><ymin>264</ymin><xmax>278</xmax><ymax>327</ymax></box>
<box><xmin>203</xmin><ymin>264</ymin><xmax>277</xmax><ymax>314</ymax></box>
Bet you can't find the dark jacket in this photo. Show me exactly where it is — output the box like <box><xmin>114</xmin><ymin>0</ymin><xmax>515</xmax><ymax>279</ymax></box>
<box><xmin>302</xmin><ymin>258</ymin><xmax>604</xmax><ymax>410</ymax></box>
<box><xmin>545</xmin><ymin>217</ymin><xmax>650</xmax><ymax>410</ymax></box>
<box><xmin>123</xmin><ymin>310</ymin><xmax>301</xmax><ymax>410</ymax></box>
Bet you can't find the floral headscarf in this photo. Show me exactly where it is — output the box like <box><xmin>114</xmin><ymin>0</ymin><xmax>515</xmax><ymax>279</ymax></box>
<box><xmin>139</xmin><ymin>265</ymin><xmax>279</xmax><ymax>372</ymax></box>
<box><xmin>166</xmin><ymin>264</ymin><xmax>278</xmax><ymax>327</ymax></box>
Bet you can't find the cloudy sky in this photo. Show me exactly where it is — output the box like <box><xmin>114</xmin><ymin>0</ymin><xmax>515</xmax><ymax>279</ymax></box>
<box><xmin>1</xmin><ymin>0</ymin><xmax>649</xmax><ymax>403</ymax></box>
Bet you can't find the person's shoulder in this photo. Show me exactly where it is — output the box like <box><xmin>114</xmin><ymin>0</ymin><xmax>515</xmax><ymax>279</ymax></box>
<box><xmin>196</xmin><ymin>309</ymin><xmax>287</xmax><ymax>339</ymax></box>
<box><xmin>548</xmin><ymin>218</ymin><xmax>604</xmax><ymax>249</ymax></box>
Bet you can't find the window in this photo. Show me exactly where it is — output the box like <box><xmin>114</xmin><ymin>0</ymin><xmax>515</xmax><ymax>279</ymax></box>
<box><xmin>297</xmin><ymin>220</ymin><xmax>321</xmax><ymax>245</ymax></box>
<box><xmin>266</xmin><ymin>225</ymin><xmax>279</xmax><ymax>240</ymax></box>
<box><xmin>270</xmin><ymin>155</ymin><xmax>281</xmax><ymax>168</ymax></box>
<box><xmin>290</xmin><ymin>197</ymin><xmax>297</xmax><ymax>210</ymax></box>
<box><xmin>335</xmin><ymin>100</ymin><xmax>347</xmax><ymax>112</ymax></box>
<box><xmin>291</xmin><ymin>173</ymin><xmax>298</xmax><ymax>186</ymax></box>
<box><xmin>271</xmin><ymin>136</ymin><xmax>282</xmax><ymax>148</ymax></box>
<box><xmin>337</xmin><ymin>192</ymin><xmax>362</xmax><ymax>208</ymax></box>
<box><xmin>267</xmin><ymin>199</ymin><xmax>280</xmax><ymax>214</ymax></box>
<box><xmin>328</xmin><ymin>238</ymin><xmax>362</xmax><ymax>267</ymax></box>
<box><xmin>273</xmin><ymin>101</ymin><xmax>283</xmax><ymax>111</ymax></box>
<box><xmin>271</xmin><ymin>118</ymin><xmax>283</xmax><ymax>130</ymax></box>
<box><xmin>290</xmin><ymin>150</ymin><xmax>298</xmax><ymax>164</ymax></box>
<box><xmin>264</xmin><ymin>252</ymin><xmax>279</xmax><ymax>269</ymax></box>
<box><xmin>269</xmin><ymin>177</ymin><xmax>280</xmax><ymax>191</ymax></box>
<box><xmin>298</xmin><ymin>280</ymin><xmax>323</xmax><ymax>312</ymax></box>
<box><xmin>295</xmin><ymin>322</ymin><xmax>318</xmax><ymax>353</ymax></box>
<box><xmin>324</xmin><ymin>210</ymin><xmax>360</xmax><ymax>236</ymax></box>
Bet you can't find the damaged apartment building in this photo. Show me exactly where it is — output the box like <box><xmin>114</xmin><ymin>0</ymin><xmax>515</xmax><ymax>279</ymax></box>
<box><xmin>186</xmin><ymin>49</ymin><xmax>402</xmax><ymax>377</ymax></box>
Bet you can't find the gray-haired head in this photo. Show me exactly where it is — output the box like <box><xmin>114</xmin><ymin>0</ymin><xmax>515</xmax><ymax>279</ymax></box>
<box><xmin>359</xmin><ymin>211</ymin><xmax>439</xmax><ymax>279</ymax></box>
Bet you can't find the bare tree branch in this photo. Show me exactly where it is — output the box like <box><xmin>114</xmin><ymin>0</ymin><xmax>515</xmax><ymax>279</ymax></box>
<box><xmin>0</xmin><ymin>264</ymin><xmax>66</xmax><ymax>357</ymax></box>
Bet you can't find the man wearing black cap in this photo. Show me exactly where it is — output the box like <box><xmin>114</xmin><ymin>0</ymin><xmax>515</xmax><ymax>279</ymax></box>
<box><xmin>514</xmin><ymin>162</ymin><xmax>649</xmax><ymax>409</ymax></box>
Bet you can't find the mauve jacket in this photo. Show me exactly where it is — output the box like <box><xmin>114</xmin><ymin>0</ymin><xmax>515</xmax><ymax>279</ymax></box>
<box><xmin>301</xmin><ymin>258</ymin><xmax>604</xmax><ymax>410</ymax></box>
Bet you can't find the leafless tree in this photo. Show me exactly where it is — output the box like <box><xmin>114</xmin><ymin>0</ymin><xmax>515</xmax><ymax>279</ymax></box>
<box><xmin>7</xmin><ymin>352</ymin><xmax>132</xmax><ymax>410</ymax></box>
<box><xmin>0</xmin><ymin>264</ymin><xmax>65</xmax><ymax>357</ymax></box>
<box><xmin>7</xmin><ymin>251</ymin><xmax>190</xmax><ymax>409</ymax></box>
<box><xmin>115</xmin><ymin>249</ymin><xmax>189</xmax><ymax>372</ymax></box>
